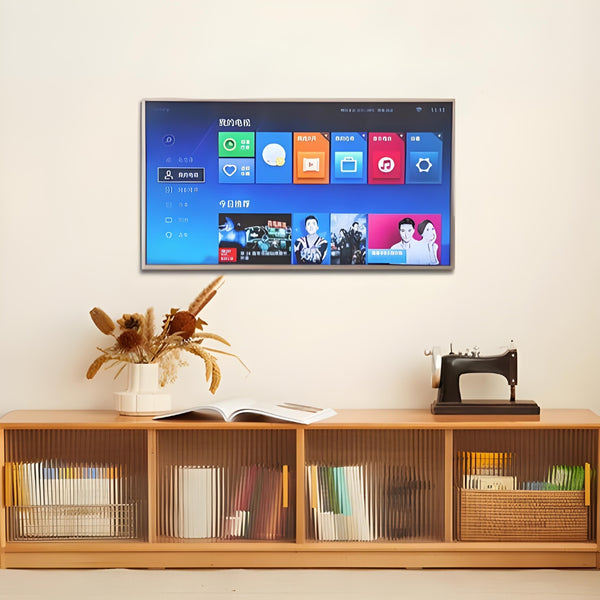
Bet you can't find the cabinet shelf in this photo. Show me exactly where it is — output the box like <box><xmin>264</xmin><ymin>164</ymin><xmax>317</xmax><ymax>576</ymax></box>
<box><xmin>1</xmin><ymin>409</ymin><xmax>599</xmax><ymax>569</ymax></box>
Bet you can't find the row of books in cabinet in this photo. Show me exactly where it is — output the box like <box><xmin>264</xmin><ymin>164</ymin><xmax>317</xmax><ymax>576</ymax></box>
<box><xmin>460</xmin><ymin>452</ymin><xmax>591</xmax><ymax>492</ymax></box>
<box><xmin>305</xmin><ymin>464</ymin><xmax>374</xmax><ymax>542</ymax></box>
<box><xmin>4</xmin><ymin>460</ymin><xmax>136</xmax><ymax>539</ymax></box>
<box><xmin>163</xmin><ymin>465</ymin><xmax>381</xmax><ymax>542</ymax></box>
<box><xmin>5</xmin><ymin>460</ymin><xmax>124</xmax><ymax>507</ymax></box>
<box><xmin>5</xmin><ymin>461</ymin><xmax>434</xmax><ymax>542</ymax></box>
<box><xmin>163</xmin><ymin>462</ymin><xmax>435</xmax><ymax>542</ymax></box>
<box><xmin>163</xmin><ymin>464</ymin><xmax>291</xmax><ymax>540</ymax></box>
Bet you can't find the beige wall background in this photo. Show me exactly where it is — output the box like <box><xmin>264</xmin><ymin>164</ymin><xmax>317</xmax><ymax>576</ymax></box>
<box><xmin>0</xmin><ymin>0</ymin><xmax>598</xmax><ymax>414</ymax></box>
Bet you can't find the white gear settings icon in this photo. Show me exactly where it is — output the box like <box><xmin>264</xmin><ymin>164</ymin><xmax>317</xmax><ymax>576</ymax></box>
<box><xmin>416</xmin><ymin>157</ymin><xmax>433</xmax><ymax>173</ymax></box>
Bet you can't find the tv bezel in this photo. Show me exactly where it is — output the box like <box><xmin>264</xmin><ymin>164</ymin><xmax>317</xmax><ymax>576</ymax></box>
<box><xmin>141</xmin><ymin>98</ymin><xmax>455</xmax><ymax>272</ymax></box>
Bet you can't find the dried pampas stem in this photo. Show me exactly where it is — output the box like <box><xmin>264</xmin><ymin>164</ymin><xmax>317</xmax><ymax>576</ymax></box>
<box><xmin>209</xmin><ymin>360</ymin><xmax>221</xmax><ymax>394</ymax></box>
<box><xmin>188</xmin><ymin>276</ymin><xmax>224</xmax><ymax>316</ymax></box>
<box><xmin>144</xmin><ymin>307</ymin><xmax>155</xmax><ymax>343</ymax></box>
<box><xmin>182</xmin><ymin>343</ymin><xmax>213</xmax><ymax>378</ymax></box>
<box><xmin>194</xmin><ymin>332</ymin><xmax>231</xmax><ymax>346</ymax></box>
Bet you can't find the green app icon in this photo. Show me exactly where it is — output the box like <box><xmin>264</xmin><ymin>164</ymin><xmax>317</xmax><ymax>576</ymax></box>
<box><xmin>218</xmin><ymin>132</ymin><xmax>255</xmax><ymax>157</ymax></box>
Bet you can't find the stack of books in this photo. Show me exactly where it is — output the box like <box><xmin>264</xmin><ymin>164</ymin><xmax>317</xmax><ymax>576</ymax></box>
<box><xmin>166</xmin><ymin>464</ymin><xmax>291</xmax><ymax>540</ymax></box>
<box><xmin>305</xmin><ymin>464</ymin><xmax>374</xmax><ymax>541</ymax></box>
<box><xmin>224</xmin><ymin>465</ymin><xmax>289</xmax><ymax>540</ymax></box>
<box><xmin>166</xmin><ymin>466</ymin><xmax>223</xmax><ymax>538</ymax></box>
<box><xmin>459</xmin><ymin>451</ymin><xmax>516</xmax><ymax>490</ymax></box>
<box><xmin>459</xmin><ymin>451</ymin><xmax>591</xmax><ymax>492</ymax></box>
<box><xmin>522</xmin><ymin>464</ymin><xmax>590</xmax><ymax>491</ymax></box>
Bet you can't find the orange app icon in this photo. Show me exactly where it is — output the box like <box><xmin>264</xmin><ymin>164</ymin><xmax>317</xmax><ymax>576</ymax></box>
<box><xmin>293</xmin><ymin>132</ymin><xmax>330</xmax><ymax>184</ymax></box>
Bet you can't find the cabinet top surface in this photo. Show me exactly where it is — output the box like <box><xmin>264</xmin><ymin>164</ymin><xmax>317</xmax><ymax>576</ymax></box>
<box><xmin>1</xmin><ymin>409</ymin><xmax>599</xmax><ymax>429</ymax></box>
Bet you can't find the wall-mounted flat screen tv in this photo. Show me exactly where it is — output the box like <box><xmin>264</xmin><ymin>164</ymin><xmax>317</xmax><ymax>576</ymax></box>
<box><xmin>142</xmin><ymin>99</ymin><xmax>454</xmax><ymax>270</ymax></box>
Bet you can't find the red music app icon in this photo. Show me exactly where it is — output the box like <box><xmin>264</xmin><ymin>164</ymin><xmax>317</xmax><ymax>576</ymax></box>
<box><xmin>368</xmin><ymin>132</ymin><xmax>405</xmax><ymax>184</ymax></box>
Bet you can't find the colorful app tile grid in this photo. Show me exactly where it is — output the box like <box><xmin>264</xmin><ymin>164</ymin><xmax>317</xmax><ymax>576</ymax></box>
<box><xmin>218</xmin><ymin>131</ymin><xmax>443</xmax><ymax>185</ymax></box>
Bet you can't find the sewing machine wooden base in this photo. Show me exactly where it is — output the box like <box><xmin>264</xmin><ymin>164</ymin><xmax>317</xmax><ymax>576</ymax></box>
<box><xmin>431</xmin><ymin>399</ymin><xmax>541</xmax><ymax>416</ymax></box>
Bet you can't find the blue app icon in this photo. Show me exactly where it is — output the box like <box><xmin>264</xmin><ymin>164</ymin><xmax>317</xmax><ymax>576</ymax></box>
<box><xmin>405</xmin><ymin>132</ymin><xmax>443</xmax><ymax>184</ymax></box>
<box><xmin>407</xmin><ymin>151</ymin><xmax>440</xmax><ymax>183</ymax></box>
<box><xmin>330</xmin><ymin>132</ymin><xmax>368</xmax><ymax>184</ymax></box>
<box><xmin>334</xmin><ymin>152</ymin><xmax>364</xmax><ymax>179</ymax></box>
<box><xmin>218</xmin><ymin>158</ymin><xmax>255</xmax><ymax>184</ymax></box>
<box><xmin>256</xmin><ymin>132</ymin><xmax>293</xmax><ymax>184</ymax></box>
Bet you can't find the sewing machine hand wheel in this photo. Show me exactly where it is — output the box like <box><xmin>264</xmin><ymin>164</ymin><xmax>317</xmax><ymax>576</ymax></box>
<box><xmin>424</xmin><ymin>347</ymin><xmax>442</xmax><ymax>388</ymax></box>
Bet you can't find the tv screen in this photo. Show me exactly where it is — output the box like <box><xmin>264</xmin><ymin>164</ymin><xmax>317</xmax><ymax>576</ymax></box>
<box><xmin>141</xmin><ymin>99</ymin><xmax>454</xmax><ymax>270</ymax></box>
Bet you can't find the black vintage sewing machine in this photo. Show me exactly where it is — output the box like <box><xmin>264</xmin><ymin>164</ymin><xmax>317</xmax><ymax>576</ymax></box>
<box><xmin>424</xmin><ymin>344</ymin><xmax>540</xmax><ymax>416</ymax></box>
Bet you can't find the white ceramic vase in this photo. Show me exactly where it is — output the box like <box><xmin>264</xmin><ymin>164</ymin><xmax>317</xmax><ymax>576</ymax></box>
<box><xmin>114</xmin><ymin>363</ymin><xmax>172</xmax><ymax>416</ymax></box>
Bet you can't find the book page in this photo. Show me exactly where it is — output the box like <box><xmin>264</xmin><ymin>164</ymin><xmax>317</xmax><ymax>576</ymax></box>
<box><xmin>155</xmin><ymin>397</ymin><xmax>336</xmax><ymax>424</ymax></box>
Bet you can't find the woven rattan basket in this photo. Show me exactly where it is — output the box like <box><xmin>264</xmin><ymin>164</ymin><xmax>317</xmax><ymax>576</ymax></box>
<box><xmin>459</xmin><ymin>489</ymin><xmax>588</xmax><ymax>541</ymax></box>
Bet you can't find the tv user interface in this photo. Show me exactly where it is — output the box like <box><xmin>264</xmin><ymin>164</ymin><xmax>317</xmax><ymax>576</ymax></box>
<box><xmin>142</xmin><ymin>100</ymin><xmax>453</xmax><ymax>269</ymax></box>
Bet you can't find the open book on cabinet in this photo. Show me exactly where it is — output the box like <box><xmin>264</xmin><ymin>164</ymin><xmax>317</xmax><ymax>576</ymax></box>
<box><xmin>1</xmin><ymin>409</ymin><xmax>599</xmax><ymax>569</ymax></box>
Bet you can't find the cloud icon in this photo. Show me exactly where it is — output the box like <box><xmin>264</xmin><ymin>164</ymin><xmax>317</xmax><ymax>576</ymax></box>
<box><xmin>262</xmin><ymin>143</ymin><xmax>286</xmax><ymax>167</ymax></box>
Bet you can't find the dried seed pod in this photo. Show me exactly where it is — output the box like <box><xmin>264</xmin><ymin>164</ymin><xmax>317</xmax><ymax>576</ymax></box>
<box><xmin>90</xmin><ymin>308</ymin><xmax>115</xmax><ymax>335</ymax></box>
<box><xmin>117</xmin><ymin>330</ymin><xmax>143</xmax><ymax>351</ymax></box>
<box><xmin>86</xmin><ymin>355</ymin><xmax>109</xmax><ymax>379</ymax></box>
<box><xmin>168</xmin><ymin>310</ymin><xmax>197</xmax><ymax>339</ymax></box>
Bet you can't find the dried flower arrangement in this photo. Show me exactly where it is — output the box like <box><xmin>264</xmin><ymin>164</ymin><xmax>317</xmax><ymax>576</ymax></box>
<box><xmin>86</xmin><ymin>276</ymin><xmax>244</xmax><ymax>393</ymax></box>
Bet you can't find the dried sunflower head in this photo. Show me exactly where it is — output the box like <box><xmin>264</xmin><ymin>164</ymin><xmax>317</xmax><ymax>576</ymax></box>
<box><xmin>118</xmin><ymin>313</ymin><xmax>144</xmax><ymax>331</ymax></box>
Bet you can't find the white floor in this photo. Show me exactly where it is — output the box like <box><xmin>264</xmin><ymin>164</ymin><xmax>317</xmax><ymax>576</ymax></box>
<box><xmin>0</xmin><ymin>569</ymin><xmax>599</xmax><ymax>600</ymax></box>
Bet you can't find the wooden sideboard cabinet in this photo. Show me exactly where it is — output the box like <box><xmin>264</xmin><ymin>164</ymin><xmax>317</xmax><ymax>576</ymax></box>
<box><xmin>1</xmin><ymin>409</ymin><xmax>599</xmax><ymax>569</ymax></box>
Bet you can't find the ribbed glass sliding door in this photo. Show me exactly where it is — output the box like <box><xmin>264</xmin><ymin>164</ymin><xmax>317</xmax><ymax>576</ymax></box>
<box><xmin>156</xmin><ymin>429</ymin><xmax>296</xmax><ymax>541</ymax></box>
<box><xmin>454</xmin><ymin>428</ymin><xmax>598</xmax><ymax>541</ymax></box>
<box><xmin>4</xmin><ymin>429</ymin><xmax>147</xmax><ymax>541</ymax></box>
<box><xmin>304</xmin><ymin>429</ymin><xmax>445</xmax><ymax>542</ymax></box>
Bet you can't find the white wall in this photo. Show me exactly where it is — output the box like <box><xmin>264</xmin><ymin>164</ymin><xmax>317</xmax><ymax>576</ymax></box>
<box><xmin>0</xmin><ymin>0</ymin><xmax>599</xmax><ymax>413</ymax></box>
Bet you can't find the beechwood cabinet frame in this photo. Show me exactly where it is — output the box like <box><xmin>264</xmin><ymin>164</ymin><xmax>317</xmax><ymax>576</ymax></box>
<box><xmin>1</xmin><ymin>409</ymin><xmax>599</xmax><ymax>569</ymax></box>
